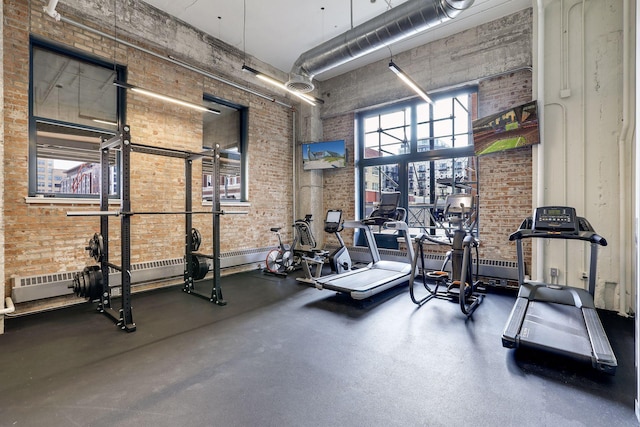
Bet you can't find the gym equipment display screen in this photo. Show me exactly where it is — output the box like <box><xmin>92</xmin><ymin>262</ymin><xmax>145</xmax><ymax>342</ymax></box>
<box><xmin>326</xmin><ymin>210</ymin><xmax>342</xmax><ymax>223</ymax></box>
<box><xmin>302</xmin><ymin>140</ymin><xmax>346</xmax><ymax>170</ymax></box>
<box><xmin>532</xmin><ymin>206</ymin><xmax>578</xmax><ymax>233</ymax></box>
<box><xmin>472</xmin><ymin>100</ymin><xmax>540</xmax><ymax>156</ymax></box>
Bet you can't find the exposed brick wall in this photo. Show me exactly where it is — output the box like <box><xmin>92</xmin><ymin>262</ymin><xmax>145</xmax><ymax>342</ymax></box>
<box><xmin>477</xmin><ymin>148</ymin><xmax>532</xmax><ymax>263</ymax></box>
<box><xmin>477</xmin><ymin>69</ymin><xmax>533</xmax><ymax>268</ymax></box>
<box><xmin>322</xmin><ymin>113</ymin><xmax>355</xmax><ymax>246</ymax></box>
<box><xmin>320</xmin><ymin>71</ymin><xmax>534</xmax><ymax>267</ymax></box>
<box><xmin>317</xmin><ymin>10</ymin><xmax>534</xmax><ymax>270</ymax></box>
<box><xmin>477</xmin><ymin>69</ymin><xmax>534</xmax><ymax>118</ymax></box>
<box><xmin>3</xmin><ymin>0</ymin><xmax>294</xmax><ymax>299</ymax></box>
<box><xmin>0</xmin><ymin>0</ymin><xmax>4</xmax><ymax>331</ymax></box>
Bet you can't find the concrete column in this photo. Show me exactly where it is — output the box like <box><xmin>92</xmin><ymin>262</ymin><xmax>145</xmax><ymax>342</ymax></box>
<box><xmin>294</xmin><ymin>104</ymin><xmax>325</xmax><ymax>246</ymax></box>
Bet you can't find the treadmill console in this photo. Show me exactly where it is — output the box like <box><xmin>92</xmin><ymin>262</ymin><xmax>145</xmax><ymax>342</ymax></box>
<box><xmin>532</xmin><ymin>206</ymin><xmax>579</xmax><ymax>233</ymax></box>
<box><xmin>510</xmin><ymin>207</ymin><xmax>605</xmax><ymax>245</ymax></box>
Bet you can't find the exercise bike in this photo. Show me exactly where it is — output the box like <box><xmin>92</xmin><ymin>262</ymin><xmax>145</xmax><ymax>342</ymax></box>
<box><xmin>265</xmin><ymin>214</ymin><xmax>322</xmax><ymax>275</ymax></box>
<box><xmin>325</xmin><ymin>209</ymin><xmax>352</xmax><ymax>274</ymax></box>
<box><xmin>297</xmin><ymin>209</ymin><xmax>352</xmax><ymax>284</ymax></box>
<box><xmin>408</xmin><ymin>193</ymin><xmax>484</xmax><ymax>317</ymax></box>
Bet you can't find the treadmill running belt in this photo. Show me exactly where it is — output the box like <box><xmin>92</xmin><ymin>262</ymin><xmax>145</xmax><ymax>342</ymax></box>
<box><xmin>317</xmin><ymin>268</ymin><xmax>408</xmax><ymax>293</ymax></box>
<box><xmin>520</xmin><ymin>301</ymin><xmax>592</xmax><ymax>359</ymax></box>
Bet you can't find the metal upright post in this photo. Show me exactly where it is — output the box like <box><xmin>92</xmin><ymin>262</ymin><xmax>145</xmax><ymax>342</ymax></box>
<box><xmin>211</xmin><ymin>144</ymin><xmax>226</xmax><ymax>305</ymax></box>
<box><xmin>451</xmin><ymin>227</ymin><xmax>465</xmax><ymax>282</ymax></box>
<box><xmin>184</xmin><ymin>158</ymin><xmax>194</xmax><ymax>293</ymax></box>
<box><xmin>99</xmin><ymin>142</ymin><xmax>111</xmax><ymax>312</ymax></box>
<box><xmin>119</xmin><ymin>126</ymin><xmax>136</xmax><ymax>331</ymax></box>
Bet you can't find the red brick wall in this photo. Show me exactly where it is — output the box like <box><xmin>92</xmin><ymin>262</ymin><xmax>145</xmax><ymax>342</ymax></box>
<box><xmin>3</xmin><ymin>0</ymin><xmax>294</xmax><ymax>297</ymax></box>
<box><xmin>322</xmin><ymin>113</ymin><xmax>355</xmax><ymax>245</ymax></box>
<box><xmin>477</xmin><ymin>69</ymin><xmax>533</xmax><ymax>267</ymax></box>
<box><xmin>321</xmin><ymin>70</ymin><xmax>534</xmax><ymax>266</ymax></box>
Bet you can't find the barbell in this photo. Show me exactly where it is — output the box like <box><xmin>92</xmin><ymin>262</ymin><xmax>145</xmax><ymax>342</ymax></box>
<box><xmin>67</xmin><ymin>210</ymin><xmax>248</xmax><ymax>217</ymax></box>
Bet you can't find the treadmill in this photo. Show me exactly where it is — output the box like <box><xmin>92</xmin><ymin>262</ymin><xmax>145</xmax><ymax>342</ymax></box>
<box><xmin>313</xmin><ymin>192</ymin><xmax>414</xmax><ymax>300</ymax></box>
<box><xmin>502</xmin><ymin>206</ymin><xmax>617</xmax><ymax>374</ymax></box>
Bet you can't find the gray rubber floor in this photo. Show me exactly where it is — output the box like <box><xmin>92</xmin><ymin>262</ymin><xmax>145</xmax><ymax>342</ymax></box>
<box><xmin>0</xmin><ymin>270</ymin><xmax>636</xmax><ymax>426</ymax></box>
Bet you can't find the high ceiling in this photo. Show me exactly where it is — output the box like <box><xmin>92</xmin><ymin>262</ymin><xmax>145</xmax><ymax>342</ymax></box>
<box><xmin>141</xmin><ymin>0</ymin><xmax>531</xmax><ymax>81</ymax></box>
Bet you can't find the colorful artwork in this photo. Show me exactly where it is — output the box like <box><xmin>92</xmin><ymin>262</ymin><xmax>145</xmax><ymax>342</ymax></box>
<box><xmin>472</xmin><ymin>101</ymin><xmax>540</xmax><ymax>156</ymax></box>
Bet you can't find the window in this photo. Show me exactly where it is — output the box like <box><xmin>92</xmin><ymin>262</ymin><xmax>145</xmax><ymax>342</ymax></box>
<box><xmin>202</xmin><ymin>96</ymin><xmax>247</xmax><ymax>202</ymax></box>
<box><xmin>29</xmin><ymin>38</ymin><xmax>124</xmax><ymax>197</ymax></box>
<box><xmin>356</xmin><ymin>89</ymin><xmax>478</xmax><ymax>236</ymax></box>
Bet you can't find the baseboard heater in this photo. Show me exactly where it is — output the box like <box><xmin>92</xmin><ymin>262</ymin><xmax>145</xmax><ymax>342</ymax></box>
<box><xmin>11</xmin><ymin>245</ymin><xmax>518</xmax><ymax>303</ymax></box>
<box><xmin>11</xmin><ymin>247</ymin><xmax>273</xmax><ymax>303</ymax></box>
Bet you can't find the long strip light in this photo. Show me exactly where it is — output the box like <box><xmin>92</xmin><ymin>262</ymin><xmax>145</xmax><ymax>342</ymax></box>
<box><xmin>92</xmin><ymin>118</ymin><xmax>119</xmax><ymax>126</ymax></box>
<box><xmin>242</xmin><ymin>65</ymin><xmax>321</xmax><ymax>106</ymax></box>
<box><xmin>389</xmin><ymin>61</ymin><xmax>433</xmax><ymax>105</ymax></box>
<box><xmin>113</xmin><ymin>80</ymin><xmax>220</xmax><ymax>114</ymax></box>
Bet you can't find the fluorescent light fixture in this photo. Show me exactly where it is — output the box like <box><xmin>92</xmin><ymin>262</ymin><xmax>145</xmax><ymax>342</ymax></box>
<box><xmin>79</xmin><ymin>114</ymin><xmax>118</xmax><ymax>127</ymax></box>
<box><xmin>242</xmin><ymin>65</ymin><xmax>320</xmax><ymax>106</ymax></box>
<box><xmin>92</xmin><ymin>118</ymin><xmax>118</xmax><ymax>126</ymax></box>
<box><xmin>388</xmin><ymin>61</ymin><xmax>433</xmax><ymax>105</ymax></box>
<box><xmin>113</xmin><ymin>80</ymin><xmax>220</xmax><ymax>114</ymax></box>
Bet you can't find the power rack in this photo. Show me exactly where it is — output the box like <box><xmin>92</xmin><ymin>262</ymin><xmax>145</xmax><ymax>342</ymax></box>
<box><xmin>68</xmin><ymin>125</ymin><xmax>245</xmax><ymax>331</ymax></box>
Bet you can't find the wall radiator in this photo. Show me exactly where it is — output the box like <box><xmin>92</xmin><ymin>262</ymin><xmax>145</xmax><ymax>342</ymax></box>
<box><xmin>11</xmin><ymin>247</ymin><xmax>273</xmax><ymax>303</ymax></box>
<box><xmin>11</xmin><ymin>245</ymin><xmax>519</xmax><ymax>303</ymax></box>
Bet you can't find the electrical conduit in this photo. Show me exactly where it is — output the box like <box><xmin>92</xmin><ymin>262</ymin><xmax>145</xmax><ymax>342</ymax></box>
<box><xmin>535</xmin><ymin>0</ymin><xmax>546</xmax><ymax>281</ymax></box>
<box><xmin>617</xmin><ymin>0</ymin><xmax>633</xmax><ymax>317</ymax></box>
<box><xmin>43</xmin><ymin>0</ymin><xmax>61</xmax><ymax>21</ymax></box>
<box><xmin>0</xmin><ymin>297</ymin><xmax>15</xmax><ymax>315</ymax></box>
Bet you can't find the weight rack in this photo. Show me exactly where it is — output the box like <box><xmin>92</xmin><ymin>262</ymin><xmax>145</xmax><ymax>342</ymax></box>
<box><xmin>68</xmin><ymin>125</ymin><xmax>240</xmax><ymax>331</ymax></box>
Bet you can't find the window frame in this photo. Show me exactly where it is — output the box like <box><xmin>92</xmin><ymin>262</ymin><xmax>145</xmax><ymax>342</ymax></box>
<box><xmin>356</xmin><ymin>88</ymin><xmax>478</xmax><ymax>234</ymax></box>
<box><xmin>202</xmin><ymin>95</ymin><xmax>248</xmax><ymax>203</ymax></box>
<box><xmin>28</xmin><ymin>36</ymin><xmax>126</xmax><ymax>199</ymax></box>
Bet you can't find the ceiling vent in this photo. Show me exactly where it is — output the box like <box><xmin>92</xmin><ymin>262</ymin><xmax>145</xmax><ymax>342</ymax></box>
<box><xmin>285</xmin><ymin>0</ymin><xmax>475</xmax><ymax>93</ymax></box>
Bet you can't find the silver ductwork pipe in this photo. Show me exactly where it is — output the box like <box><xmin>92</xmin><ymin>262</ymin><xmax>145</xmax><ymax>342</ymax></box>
<box><xmin>286</xmin><ymin>0</ymin><xmax>474</xmax><ymax>92</ymax></box>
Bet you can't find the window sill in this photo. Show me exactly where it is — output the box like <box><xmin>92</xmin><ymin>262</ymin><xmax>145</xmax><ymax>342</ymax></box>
<box><xmin>202</xmin><ymin>200</ymin><xmax>251</xmax><ymax>209</ymax></box>
<box><xmin>25</xmin><ymin>197</ymin><xmax>252</xmax><ymax>213</ymax></box>
<box><xmin>25</xmin><ymin>196</ymin><xmax>122</xmax><ymax>206</ymax></box>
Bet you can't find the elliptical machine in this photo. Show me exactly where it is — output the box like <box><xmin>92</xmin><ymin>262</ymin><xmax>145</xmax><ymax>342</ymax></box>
<box><xmin>409</xmin><ymin>193</ymin><xmax>484</xmax><ymax>317</ymax></box>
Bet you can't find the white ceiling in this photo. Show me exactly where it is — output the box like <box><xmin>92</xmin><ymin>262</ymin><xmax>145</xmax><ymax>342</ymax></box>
<box><xmin>141</xmin><ymin>0</ymin><xmax>531</xmax><ymax>81</ymax></box>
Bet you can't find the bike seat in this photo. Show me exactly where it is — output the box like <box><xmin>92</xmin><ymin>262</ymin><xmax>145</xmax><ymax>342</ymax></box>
<box><xmin>270</xmin><ymin>227</ymin><xmax>282</xmax><ymax>232</ymax></box>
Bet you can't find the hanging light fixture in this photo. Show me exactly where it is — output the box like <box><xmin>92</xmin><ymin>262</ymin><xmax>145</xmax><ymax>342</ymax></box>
<box><xmin>241</xmin><ymin>65</ymin><xmax>321</xmax><ymax>106</ymax></box>
<box><xmin>113</xmin><ymin>80</ymin><xmax>220</xmax><ymax>114</ymax></box>
<box><xmin>388</xmin><ymin>61</ymin><xmax>433</xmax><ymax>105</ymax></box>
<box><xmin>238</xmin><ymin>0</ymin><xmax>320</xmax><ymax>107</ymax></box>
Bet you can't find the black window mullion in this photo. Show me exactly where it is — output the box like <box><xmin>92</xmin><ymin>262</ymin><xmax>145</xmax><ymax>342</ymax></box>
<box><xmin>356</xmin><ymin>90</ymin><xmax>476</xmax><ymax>232</ymax></box>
